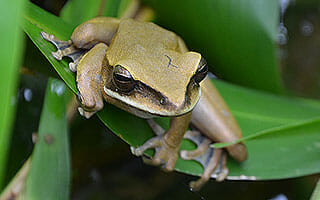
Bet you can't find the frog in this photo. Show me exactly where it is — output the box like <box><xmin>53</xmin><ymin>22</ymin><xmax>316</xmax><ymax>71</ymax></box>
<box><xmin>41</xmin><ymin>16</ymin><xmax>248</xmax><ymax>191</ymax></box>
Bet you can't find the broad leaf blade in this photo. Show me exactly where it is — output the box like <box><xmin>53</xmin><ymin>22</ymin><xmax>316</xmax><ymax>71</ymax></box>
<box><xmin>26</xmin><ymin>78</ymin><xmax>71</xmax><ymax>200</ymax></box>
<box><xmin>144</xmin><ymin>0</ymin><xmax>283</xmax><ymax>93</ymax></box>
<box><xmin>230</xmin><ymin>120</ymin><xmax>320</xmax><ymax>180</ymax></box>
<box><xmin>0</xmin><ymin>0</ymin><xmax>26</xmax><ymax>189</ymax></box>
<box><xmin>23</xmin><ymin>2</ymin><xmax>320</xmax><ymax>181</ymax></box>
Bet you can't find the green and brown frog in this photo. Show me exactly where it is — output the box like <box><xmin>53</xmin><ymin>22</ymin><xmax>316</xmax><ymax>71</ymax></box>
<box><xmin>42</xmin><ymin>17</ymin><xmax>248</xmax><ymax>190</ymax></box>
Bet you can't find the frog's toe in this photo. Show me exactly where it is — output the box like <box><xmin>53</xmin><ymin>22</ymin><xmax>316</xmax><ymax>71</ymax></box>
<box><xmin>41</xmin><ymin>31</ymin><xmax>86</xmax><ymax>71</ymax></box>
<box><xmin>77</xmin><ymin>101</ymin><xmax>102</xmax><ymax>119</ymax></box>
<box><xmin>78</xmin><ymin>107</ymin><xmax>95</xmax><ymax>119</ymax></box>
<box><xmin>41</xmin><ymin>31</ymin><xmax>71</xmax><ymax>50</ymax></box>
<box><xmin>131</xmin><ymin>135</ymin><xmax>179</xmax><ymax>172</ymax></box>
<box><xmin>131</xmin><ymin>136</ymin><xmax>161</xmax><ymax>156</ymax></box>
<box><xmin>189</xmin><ymin>149</ymin><xmax>228</xmax><ymax>191</ymax></box>
<box><xmin>181</xmin><ymin>132</ymin><xmax>211</xmax><ymax>160</ymax></box>
<box><xmin>77</xmin><ymin>102</ymin><xmax>102</xmax><ymax>119</ymax></box>
<box><xmin>182</xmin><ymin>130</ymin><xmax>229</xmax><ymax>191</ymax></box>
<box><xmin>215</xmin><ymin>155</ymin><xmax>228</xmax><ymax>182</ymax></box>
<box><xmin>69</xmin><ymin>58</ymin><xmax>81</xmax><ymax>72</ymax></box>
<box><xmin>163</xmin><ymin>153</ymin><xmax>177</xmax><ymax>171</ymax></box>
<box><xmin>153</xmin><ymin>145</ymin><xmax>178</xmax><ymax>172</ymax></box>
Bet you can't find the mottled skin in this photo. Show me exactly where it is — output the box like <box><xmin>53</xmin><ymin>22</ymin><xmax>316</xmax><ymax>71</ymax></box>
<box><xmin>42</xmin><ymin>17</ymin><xmax>248</xmax><ymax>190</ymax></box>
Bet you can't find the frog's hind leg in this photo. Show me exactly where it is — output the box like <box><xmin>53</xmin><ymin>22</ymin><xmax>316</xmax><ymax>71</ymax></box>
<box><xmin>41</xmin><ymin>31</ymin><xmax>86</xmax><ymax>72</ymax></box>
<box><xmin>137</xmin><ymin>119</ymin><xmax>228</xmax><ymax>189</ymax></box>
<box><xmin>181</xmin><ymin>130</ymin><xmax>229</xmax><ymax>191</ymax></box>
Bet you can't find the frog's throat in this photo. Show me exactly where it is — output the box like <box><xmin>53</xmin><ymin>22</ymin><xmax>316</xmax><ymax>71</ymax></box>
<box><xmin>103</xmin><ymin>86</ymin><xmax>201</xmax><ymax>117</ymax></box>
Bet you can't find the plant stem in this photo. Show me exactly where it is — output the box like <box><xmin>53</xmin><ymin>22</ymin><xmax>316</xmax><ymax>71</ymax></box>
<box><xmin>0</xmin><ymin>158</ymin><xmax>30</xmax><ymax>200</ymax></box>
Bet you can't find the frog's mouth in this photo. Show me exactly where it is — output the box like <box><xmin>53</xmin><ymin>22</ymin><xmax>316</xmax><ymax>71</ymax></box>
<box><xmin>103</xmin><ymin>82</ymin><xmax>201</xmax><ymax>118</ymax></box>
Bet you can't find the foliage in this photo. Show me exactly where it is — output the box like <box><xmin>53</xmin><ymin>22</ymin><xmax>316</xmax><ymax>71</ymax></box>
<box><xmin>1</xmin><ymin>0</ymin><xmax>320</xmax><ymax>199</ymax></box>
<box><xmin>22</xmin><ymin>0</ymin><xmax>320</xmax><ymax>180</ymax></box>
<box><xmin>0</xmin><ymin>0</ymin><xmax>26</xmax><ymax>189</ymax></box>
<box><xmin>25</xmin><ymin>79</ymin><xmax>71</xmax><ymax>200</ymax></box>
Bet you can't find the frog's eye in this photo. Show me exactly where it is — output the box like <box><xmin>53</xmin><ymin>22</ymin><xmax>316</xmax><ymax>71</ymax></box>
<box><xmin>113</xmin><ymin>65</ymin><xmax>136</xmax><ymax>93</ymax></box>
<box><xmin>193</xmin><ymin>57</ymin><xmax>208</xmax><ymax>85</ymax></box>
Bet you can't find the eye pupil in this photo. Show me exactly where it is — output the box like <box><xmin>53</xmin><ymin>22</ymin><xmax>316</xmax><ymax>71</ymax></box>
<box><xmin>114</xmin><ymin>73</ymin><xmax>132</xmax><ymax>82</ymax></box>
<box><xmin>112</xmin><ymin>65</ymin><xmax>136</xmax><ymax>93</ymax></box>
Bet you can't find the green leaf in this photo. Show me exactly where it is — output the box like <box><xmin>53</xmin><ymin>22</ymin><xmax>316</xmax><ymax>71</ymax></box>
<box><xmin>23</xmin><ymin>3</ymin><xmax>76</xmax><ymax>93</ymax></box>
<box><xmin>228</xmin><ymin>119</ymin><xmax>320</xmax><ymax>180</ymax></box>
<box><xmin>25</xmin><ymin>78</ymin><xmax>71</xmax><ymax>200</ymax></box>
<box><xmin>23</xmin><ymin>1</ymin><xmax>320</xmax><ymax>181</ymax></box>
<box><xmin>117</xmin><ymin>0</ymin><xmax>135</xmax><ymax>17</ymax></box>
<box><xmin>60</xmin><ymin>0</ymin><xmax>131</xmax><ymax>27</ymax></box>
<box><xmin>0</xmin><ymin>0</ymin><xmax>26</xmax><ymax>189</ymax></box>
<box><xmin>144</xmin><ymin>0</ymin><xmax>283</xmax><ymax>94</ymax></box>
<box><xmin>60</xmin><ymin>0</ymin><xmax>102</xmax><ymax>28</ymax></box>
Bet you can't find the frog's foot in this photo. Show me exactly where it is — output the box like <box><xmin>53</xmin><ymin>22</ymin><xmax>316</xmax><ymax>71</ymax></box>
<box><xmin>77</xmin><ymin>107</ymin><xmax>96</xmax><ymax>119</ymax></box>
<box><xmin>181</xmin><ymin>130</ymin><xmax>229</xmax><ymax>191</ymax></box>
<box><xmin>76</xmin><ymin>87</ymin><xmax>104</xmax><ymax>119</ymax></box>
<box><xmin>131</xmin><ymin>120</ymin><xmax>179</xmax><ymax>171</ymax></box>
<box><xmin>133</xmin><ymin>119</ymin><xmax>167</xmax><ymax>166</ymax></box>
<box><xmin>77</xmin><ymin>95</ymin><xmax>103</xmax><ymax>118</ymax></box>
<box><xmin>131</xmin><ymin>135</ymin><xmax>179</xmax><ymax>171</ymax></box>
<box><xmin>40</xmin><ymin>31</ymin><xmax>86</xmax><ymax>72</ymax></box>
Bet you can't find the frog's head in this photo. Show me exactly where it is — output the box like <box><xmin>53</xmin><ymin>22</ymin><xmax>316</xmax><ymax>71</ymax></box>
<box><xmin>103</xmin><ymin>50</ymin><xmax>208</xmax><ymax>118</ymax></box>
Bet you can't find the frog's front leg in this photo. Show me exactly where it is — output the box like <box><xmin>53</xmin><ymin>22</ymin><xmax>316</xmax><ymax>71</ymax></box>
<box><xmin>76</xmin><ymin>43</ymin><xmax>108</xmax><ymax>118</ymax></box>
<box><xmin>42</xmin><ymin>31</ymin><xmax>108</xmax><ymax>118</ymax></box>
<box><xmin>131</xmin><ymin>113</ymin><xmax>191</xmax><ymax>171</ymax></box>
<box><xmin>70</xmin><ymin>17</ymin><xmax>120</xmax><ymax>49</ymax></box>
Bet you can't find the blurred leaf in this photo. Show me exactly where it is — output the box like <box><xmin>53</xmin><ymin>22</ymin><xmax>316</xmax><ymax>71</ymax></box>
<box><xmin>144</xmin><ymin>0</ymin><xmax>283</xmax><ymax>94</ymax></box>
<box><xmin>104</xmin><ymin>0</ymin><xmax>123</xmax><ymax>17</ymax></box>
<box><xmin>0</xmin><ymin>0</ymin><xmax>26</xmax><ymax>189</ymax></box>
<box><xmin>117</xmin><ymin>0</ymin><xmax>135</xmax><ymax>17</ymax></box>
<box><xmin>60</xmin><ymin>0</ymin><xmax>124</xmax><ymax>28</ymax></box>
<box><xmin>60</xmin><ymin>0</ymin><xmax>102</xmax><ymax>28</ymax></box>
<box><xmin>23</xmin><ymin>2</ymin><xmax>320</xmax><ymax>181</ymax></box>
<box><xmin>60</xmin><ymin>0</ymin><xmax>131</xmax><ymax>28</ymax></box>
<box><xmin>25</xmin><ymin>78</ymin><xmax>71</xmax><ymax>200</ymax></box>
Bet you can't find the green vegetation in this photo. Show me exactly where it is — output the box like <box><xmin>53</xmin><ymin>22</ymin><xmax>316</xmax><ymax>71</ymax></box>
<box><xmin>1</xmin><ymin>0</ymin><xmax>320</xmax><ymax>199</ymax></box>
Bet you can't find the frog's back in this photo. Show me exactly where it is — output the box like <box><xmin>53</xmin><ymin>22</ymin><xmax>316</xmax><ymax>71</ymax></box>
<box><xmin>120</xmin><ymin>18</ymin><xmax>178</xmax><ymax>50</ymax></box>
<box><xmin>106</xmin><ymin>18</ymin><xmax>180</xmax><ymax>66</ymax></box>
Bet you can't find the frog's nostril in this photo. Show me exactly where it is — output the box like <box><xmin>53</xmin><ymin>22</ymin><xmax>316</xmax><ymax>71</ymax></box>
<box><xmin>160</xmin><ymin>97</ymin><xmax>167</xmax><ymax>105</ymax></box>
